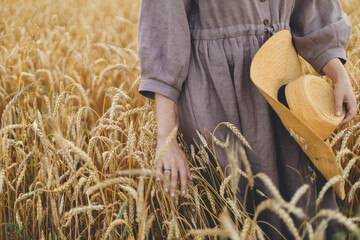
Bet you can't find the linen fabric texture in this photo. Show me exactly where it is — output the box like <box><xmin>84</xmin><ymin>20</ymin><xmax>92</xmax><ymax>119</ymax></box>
<box><xmin>137</xmin><ymin>0</ymin><xmax>351</xmax><ymax>239</ymax></box>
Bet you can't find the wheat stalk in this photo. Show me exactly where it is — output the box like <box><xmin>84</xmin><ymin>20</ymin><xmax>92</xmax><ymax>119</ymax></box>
<box><xmin>187</xmin><ymin>228</ymin><xmax>228</xmax><ymax>237</ymax></box>
<box><xmin>219</xmin><ymin>210</ymin><xmax>241</xmax><ymax>240</ymax></box>
<box><xmin>316</xmin><ymin>175</ymin><xmax>343</xmax><ymax>206</ymax></box>
<box><xmin>62</xmin><ymin>205</ymin><xmax>105</xmax><ymax>227</ymax></box>
<box><xmin>1</xmin><ymin>83</ymin><xmax>34</xmax><ymax>126</ymax></box>
<box><xmin>0</xmin><ymin>170</ymin><xmax>5</xmax><ymax>195</ymax></box>
<box><xmin>254</xmin><ymin>200</ymin><xmax>301</xmax><ymax>240</ymax></box>
<box><xmin>348</xmin><ymin>181</ymin><xmax>360</xmax><ymax>203</ymax></box>
<box><xmin>86</xmin><ymin>177</ymin><xmax>134</xmax><ymax>195</ymax></box>
<box><xmin>240</xmin><ymin>218</ymin><xmax>252</xmax><ymax>240</ymax></box>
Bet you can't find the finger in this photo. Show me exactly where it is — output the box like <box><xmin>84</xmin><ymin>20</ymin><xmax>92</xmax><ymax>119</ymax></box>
<box><xmin>179</xmin><ymin>166</ymin><xmax>187</xmax><ymax>195</ymax></box>
<box><xmin>155</xmin><ymin>161</ymin><xmax>163</xmax><ymax>181</ymax></box>
<box><xmin>170</xmin><ymin>167</ymin><xmax>178</xmax><ymax>197</ymax></box>
<box><xmin>347</xmin><ymin>98</ymin><xmax>357</xmax><ymax>118</ymax></box>
<box><xmin>186</xmin><ymin>163</ymin><xmax>193</xmax><ymax>181</ymax></box>
<box><xmin>334</xmin><ymin>91</ymin><xmax>344</xmax><ymax>117</ymax></box>
<box><xmin>163</xmin><ymin>163</ymin><xmax>171</xmax><ymax>193</ymax></box>
<box><xmin>341</xmin><ymin>100</ymin><xmax>357</xmax><ymax>125</ymax></box>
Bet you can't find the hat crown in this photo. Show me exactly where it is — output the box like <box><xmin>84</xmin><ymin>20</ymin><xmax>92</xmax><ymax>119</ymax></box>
<box><xmin>285</xmin><ymin>75</ymin><xmax>344</xmax><ymax>139</ymax></box>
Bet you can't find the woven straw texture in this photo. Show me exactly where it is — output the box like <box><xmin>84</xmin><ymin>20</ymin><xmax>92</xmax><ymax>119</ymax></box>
<box><xmin>250</xmin><ymin>30</ymin><xmax>346</xmax><ymax>199</ymax></box>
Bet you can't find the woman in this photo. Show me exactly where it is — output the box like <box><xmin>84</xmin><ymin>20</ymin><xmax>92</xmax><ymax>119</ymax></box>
<box><xmin>137</xmin><ymin>0</ymin><xmax>356</xmax><ymax>238</ymax></box>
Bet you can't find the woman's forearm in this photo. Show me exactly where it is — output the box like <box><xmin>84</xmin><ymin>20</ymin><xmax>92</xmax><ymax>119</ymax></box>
<box><xmin>155</xmin><ymin>93</ymin><xmax>178</xmax><ymax>139</ymax></box>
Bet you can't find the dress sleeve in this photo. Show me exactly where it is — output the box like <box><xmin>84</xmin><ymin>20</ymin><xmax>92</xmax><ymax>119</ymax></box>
<box><xmin>137</xmin><ymin>0</ymin><xmax>192</xmax><ymax>102</ymax></box>
<box><xmin>290</xmin><ymin>0</ymin><xmax>351</xmax><ymax>75</ymax></box>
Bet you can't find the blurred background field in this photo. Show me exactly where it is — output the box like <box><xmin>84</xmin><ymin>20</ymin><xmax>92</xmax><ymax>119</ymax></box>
<box><xmin>0</xmin><ymin>0</ymin><xmax>360</xmax><ymax>239</ymax></box>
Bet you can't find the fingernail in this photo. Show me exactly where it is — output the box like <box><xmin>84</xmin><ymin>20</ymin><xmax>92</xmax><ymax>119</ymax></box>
<box><xmin>336</xmin><ymin>111</ymin><xmax>341</xmax><ymax>116</ymax></box>
<box><xmin>164</xmin><ymin>187</ymin><xmax>168</xmax><ymax>192</ymax></box>
<box><xmin>156</xmin><ymin>177</ymin><xmax>160</xmax><ymax>181</ymax></box>
<box><xmin>182</xmin><ymin>190</ymin><xmax>186</xmax><ymax>195</ymax></box>
<box><xmin>171</xmin><ymin>192</ymin><xmax>175</xmax><ymax>197</ymax></box>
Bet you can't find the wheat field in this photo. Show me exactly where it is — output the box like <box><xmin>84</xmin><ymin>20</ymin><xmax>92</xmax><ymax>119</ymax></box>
<box><xmin>0</xmin><ymin>0</ymin><xmax>360</xmax><ymax>239</ymax></box>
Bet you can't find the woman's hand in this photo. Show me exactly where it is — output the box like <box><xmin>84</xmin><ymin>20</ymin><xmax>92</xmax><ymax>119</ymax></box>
<box><xmin>154</xmin><ymin>93</ymin><xmax>192</xmax><ymax>197</ymax></box>
<box><xmin>322</xmin><ymin>58</ymin><xmax>357</xmax><ymax>126</ymax></box>
<box><xmin>155</xmin><ymin>137</ymin><xmax>192</xmax><ymax>197</ymax></box>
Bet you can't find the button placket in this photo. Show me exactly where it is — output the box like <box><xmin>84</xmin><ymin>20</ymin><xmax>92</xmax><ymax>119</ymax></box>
<box><xmin>259</xmin><ymin>0</ymin><xmax>271</xmax><ymax>27</ymax></box>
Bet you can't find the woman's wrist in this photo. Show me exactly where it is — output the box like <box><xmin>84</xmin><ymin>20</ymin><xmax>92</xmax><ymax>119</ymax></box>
<box><xmin>322</xmin><ymin>58</ymin><xmax>349</xmax><ymax>84</ymax></box>
<box><xmin>155</xmin><ymin>93</ymin><xmax>178</xmax><ymax>140</ymax></box>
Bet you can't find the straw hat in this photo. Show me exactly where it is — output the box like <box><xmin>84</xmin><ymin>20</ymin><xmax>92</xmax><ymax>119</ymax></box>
<box><xmin>250</xmin><ymin>30</ymin><xmax>345</xmax><ymax>199</ymax></box>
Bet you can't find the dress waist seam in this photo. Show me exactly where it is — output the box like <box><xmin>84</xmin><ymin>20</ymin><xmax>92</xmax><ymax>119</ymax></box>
<box><xmin>190</xmin><ymin>22</ymin><xmax>290</xmax><ymax>40</ymax></box>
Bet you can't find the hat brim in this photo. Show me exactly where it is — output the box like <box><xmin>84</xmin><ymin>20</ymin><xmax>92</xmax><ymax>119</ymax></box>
<box><xmin>250</xmin><ymin>30</ymin><xmax>344</xmax><ymax>199</ymax></box>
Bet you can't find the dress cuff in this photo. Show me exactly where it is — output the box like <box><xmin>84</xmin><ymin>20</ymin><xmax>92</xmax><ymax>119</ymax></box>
<box><xmin>138</xmin><ymin>78</ymin><xmax>181</xmax><ymax>103</ymax></box>
<box><xmin>311</xmin><ymin>48</ymin><xmax>347</xmax><ymax>76</ymax></box>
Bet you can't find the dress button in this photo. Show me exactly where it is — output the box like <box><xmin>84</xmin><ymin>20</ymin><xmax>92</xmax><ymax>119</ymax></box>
<box><xmin>263</xmin><ymin>19</ymin><xmax>270</xmax><ymax>26</ymax></box>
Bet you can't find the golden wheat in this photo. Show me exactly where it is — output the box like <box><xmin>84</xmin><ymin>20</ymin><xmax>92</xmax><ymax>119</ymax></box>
<box><xmin>0</xmin><ymin>0</ymin><xmax>359</xmax><ymax>239</ymax></box>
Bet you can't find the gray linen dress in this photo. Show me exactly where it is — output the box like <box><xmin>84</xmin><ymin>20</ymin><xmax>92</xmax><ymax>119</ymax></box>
<box><xmin>137</xmin><ymin>0</ymin><xmax>351</xmax><ymax>239</ymax></box>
